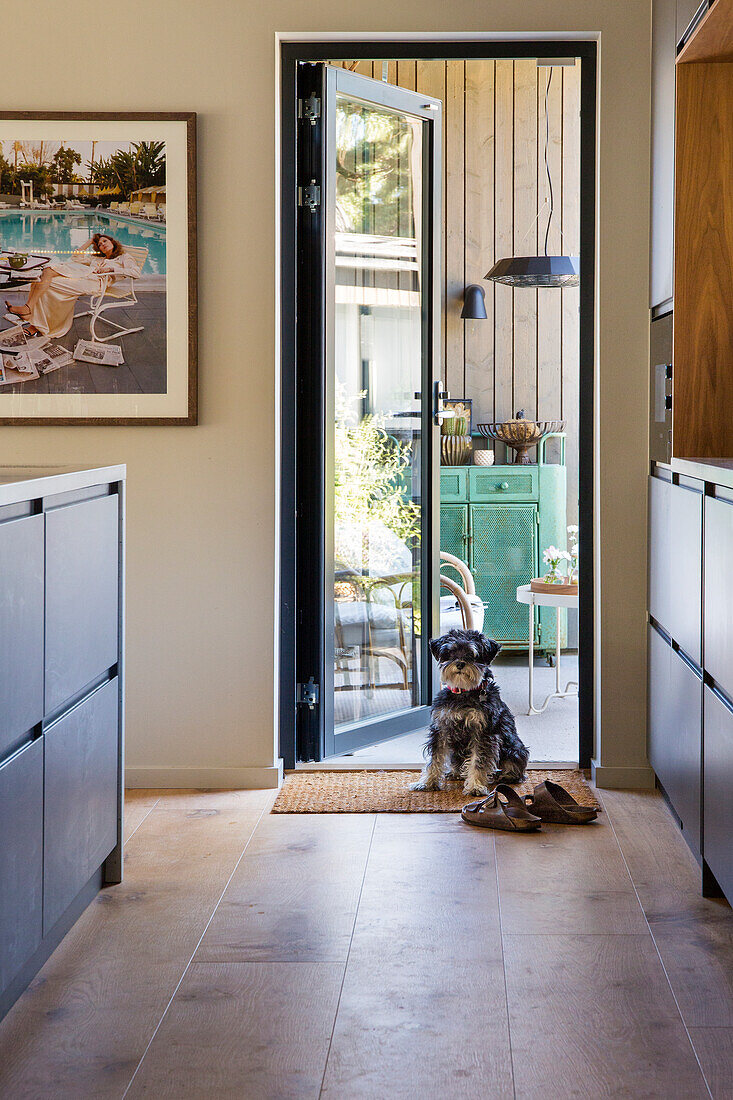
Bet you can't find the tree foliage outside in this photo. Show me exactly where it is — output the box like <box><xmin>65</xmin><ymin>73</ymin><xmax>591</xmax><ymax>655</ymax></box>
<box><xmin>0</xmin><ymin>140</ymin><xmax>166</xmax><ymax>199</ymax></box>
<box><xmin>334</xmin><ymin>383</ymin><xmax>420</xmax><ymax>580</ymax></box>
<box><xmin>335</xmin><ymin>103</ymin><xmax>415</xmax><ymax>238</ymax></box>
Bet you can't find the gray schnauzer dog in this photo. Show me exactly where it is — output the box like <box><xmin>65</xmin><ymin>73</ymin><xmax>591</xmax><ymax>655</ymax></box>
<box><xmin>410</xmin><ymin>628</ymin><xmax>530</xmax><ymax>797</ymax></box>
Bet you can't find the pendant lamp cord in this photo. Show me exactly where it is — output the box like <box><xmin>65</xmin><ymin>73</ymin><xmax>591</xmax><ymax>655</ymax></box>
<box><xmin>543</xmin><ymin>68</ymin><xmax>554</xmax><ymax>258</ymax></box>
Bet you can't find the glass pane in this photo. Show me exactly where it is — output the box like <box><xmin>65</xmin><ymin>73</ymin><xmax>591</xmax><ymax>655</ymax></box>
<box><xmin>332</xmin><ymin>95</ymin><xmax>424</xmax><ymax>729</ymax></box>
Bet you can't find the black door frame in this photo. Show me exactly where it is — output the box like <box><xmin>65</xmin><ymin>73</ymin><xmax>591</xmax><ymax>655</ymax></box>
<box><xmin>280</xmin><ymin>38</ymin><xmax>597</xmax><ymax>770</ymax></box>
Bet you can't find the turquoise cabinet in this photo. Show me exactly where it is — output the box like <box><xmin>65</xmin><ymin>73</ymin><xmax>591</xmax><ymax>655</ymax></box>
<box><xmin>440</xmin><ymin>456</ymin><xmax>568</xmax><ymax>652</ymax></box>
<box><xmin>471</xmin><ymin>503</ymin><xmax>539</xmax><ymax>645</ymax></box>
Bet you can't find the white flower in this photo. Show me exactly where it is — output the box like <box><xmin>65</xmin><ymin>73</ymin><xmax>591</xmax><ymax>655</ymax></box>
<box><xmin>567</xmin><ymin>525</ymin><xmax>578</xmax><ymax>534</ymax></box>
<box><xmin>571</xmin><ymin>543</ymin><xmax>578</xmax><ymax>558</ymax></box>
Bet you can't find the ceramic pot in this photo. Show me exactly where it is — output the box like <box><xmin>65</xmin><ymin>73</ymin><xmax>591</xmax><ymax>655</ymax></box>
<box><xmin>473</xmin><ymin>449</ymin><xmax>495</xmax><ymax>467</ymax></box>
<box><xmin>441</xmin><ymin>434</ymin><xmax>472</xmax><ymax>466</ymax></box>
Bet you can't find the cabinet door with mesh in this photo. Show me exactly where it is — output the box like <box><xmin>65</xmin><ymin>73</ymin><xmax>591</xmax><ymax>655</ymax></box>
<box><xmin>470</xmin><ymin>504</ymin><xmax>538</xmax><ymax>644</ymax></box>
<box><xmin>440</xmin><ymin>504</ymin><xmax>468</xmax><ymax>561</ymax></box>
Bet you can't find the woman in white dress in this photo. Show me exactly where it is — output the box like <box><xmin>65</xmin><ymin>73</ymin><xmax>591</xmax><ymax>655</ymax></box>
<box><xmin>5</xmin><ymin>233</ymin><xmax>141</xmax><ymax>338</ymax></box>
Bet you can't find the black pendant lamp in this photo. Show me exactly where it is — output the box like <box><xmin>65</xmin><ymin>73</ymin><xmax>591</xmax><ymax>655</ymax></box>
<box><xmin>485</xmin><ymin>69</ymin><xmax>579</xmax><ymax>289</ymax></box>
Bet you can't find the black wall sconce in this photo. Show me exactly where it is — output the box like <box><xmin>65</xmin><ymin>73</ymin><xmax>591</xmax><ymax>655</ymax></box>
<box><xmin>461</xmin><ymin>284</ymin><xmax>487</xmax><ymax>320</ymax></box>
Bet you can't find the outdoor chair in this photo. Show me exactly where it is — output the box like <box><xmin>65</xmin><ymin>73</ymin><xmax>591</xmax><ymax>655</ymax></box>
<box><xmin>439</xmin><ymin>551</ymin><xmax>485</xmax><ymax>632</ymax></box>
<box><xmin>156</xmin><ymin>205</ymin><xmax>166</xmax><ymax>221</ymax></box>
<box><xmin>118</xmin><ymin>203</ymin><xmax>130</xmax><ymax>215</ymax></box>
<box><xmin>75</xmin><ymin>244</ymin><xmax>149</xmax><ymax>344</ymax></box>
<box><xmin>129</xmin><ymin>202</ymin><xmax>143</xmax><ymax>217</ymax></box>
<box><xmin>142</xmin><ymin>204</ymin><xmax>158</xmax><ymax>219</ymax></box>
<box><xmin>109</xmin><ymin>202</ymin><xmax>119</xmax><ymax>212</ymax></box>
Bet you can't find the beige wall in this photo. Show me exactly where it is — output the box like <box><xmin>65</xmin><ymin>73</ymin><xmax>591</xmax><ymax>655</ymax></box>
<box><xmin>3</xmin><ymin>0</ymin><xmax>652</xmax><ymax>787</ymax></box>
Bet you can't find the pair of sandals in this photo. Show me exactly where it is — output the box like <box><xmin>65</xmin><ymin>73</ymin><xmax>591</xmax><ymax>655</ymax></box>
<box><xmin>462</xmin><ymin>779</ymin><xmax>598</xmax><ymax>831</ymax></box>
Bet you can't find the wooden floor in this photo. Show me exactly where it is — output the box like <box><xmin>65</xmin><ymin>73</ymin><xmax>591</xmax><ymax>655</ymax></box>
<box><xmin>0</xmin><ymin>785</ymin><xmax>732</xmax><ymax>1098</ymax></box>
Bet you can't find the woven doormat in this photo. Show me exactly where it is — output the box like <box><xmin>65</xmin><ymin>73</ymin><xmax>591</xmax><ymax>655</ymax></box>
<box><xmin>272</xmin><ymin>769</ymin><xmax>598</xmax><ymax>814</ymax></box>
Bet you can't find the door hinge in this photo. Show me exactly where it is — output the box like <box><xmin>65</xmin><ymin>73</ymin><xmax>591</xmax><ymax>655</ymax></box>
<box><xmin>298</xmin><ymin>94</ymin><xmax>321</xmax><ymax>123</ymax></box>
<box><xmin>297</xmin><ymin>678</ymin><xmax>319</xmax><ymax>710</ymax></box>
<box><xmin>298</xmin><ymin>180</ymin><xmax>321</xmax><ymax>211</ymax></box>
<box><xmin>535</xmin><ymin>511</ymin><xmax>540</xmax><ymax>525</ymax></box>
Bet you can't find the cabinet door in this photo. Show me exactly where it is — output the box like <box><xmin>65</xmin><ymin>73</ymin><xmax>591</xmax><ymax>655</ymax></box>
<box><xmin>649</xmin><ymin>625</ymin><xmax>701</xmax><ymax>853</ymax></box>
<box><xmin>43</xmin><ymin>677</ymin><xmax>119</xmax><ymax>932</ymax></box>
<box><xmin>704</xmin><ymin>495</ymin><xmax>733</xmax><ymax>700</ymax></box>
<box><xmin>648</xmin><ymin>474</ymin><xmax>672</xmax><ymax>634</ymax></box>
<box><xmin>471</xmin><ymin>504</ymin><xmax>537</xmax><ymax>644</ymax></box>
<box><xmin>648</xmin><ymin>621</ymin><xmax>671</xmax><ymax>784</ymax></box>
<box><xmin>0</xmin><ymin>514</ymin><xmax>44</xmax><ymax>758</ymax></box>
<box><xmin>0</xmin><ymin>739</ymin><xmax>43</xmax><ymax>992</ymax></box>
<box><xmin>651</xmin><ymin>0</ymin><xmax>677</xmax><ymax>308</ymax></box>
<box><xmin>667</xmin><ymin>646</ymin><xmax>702</xmax><ymax>853</ymax></box>
<box><xmin>669</xmin><ymin>480</ymin><xmax>703</xmax><ymax>664</ymax></box>
<box><xmin>440</xmin><ymin>504</ymin><xmax>468</xmax><ymax>561</ymax></box>
<box><xmin>704</xmin><ymin>685</ymin><xmax>733</xmax><ymax>901</ymax></box>
<box><xmin>45</xmin><ymin>494</ymin><xmax>119</xmax><ymax>713</ymax></box>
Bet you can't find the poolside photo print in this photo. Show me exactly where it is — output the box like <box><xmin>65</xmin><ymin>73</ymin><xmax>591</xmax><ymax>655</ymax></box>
<box><xmin>0</xmin><ymin>113</ymin><xmax>196</xmax><ymax>423</ymax></box>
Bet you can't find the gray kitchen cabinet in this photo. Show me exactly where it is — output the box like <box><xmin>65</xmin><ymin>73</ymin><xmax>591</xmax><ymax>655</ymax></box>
<box><xmin>648</xmin><ymin>624</ymin><xmax>702</xmax><ymax>856</ymax></box>
<box><xmin>648</xmin><ymin>473</ymin><xmax>672</xmax><ymax>634</ymax></box>
<box><xmin>651</xmin><ymin>0</ymin><xmax>677</xmax><ymax>309</ymax></box>
<box><xmin>669</xmin><ymin>478</ymin><xmax>703</xmax><ymax>665</ymax></box>
<box><xmin>704</xmin><ymin>494</ymin><xmax>733</xmax><ymax>700</ymax></box>
<box><xmin>648</xmin><ymin>621</ymin><xmax>671</xmax><ymax>776</ymax></box>
<box><xmin>0</xmin><ymin>466</ymin><xmax>125</xmax><ymax>1023</ymax></box>
<box><xmin>0</xmin><ymin>739</ymin><xmax>43</xmax><ymax>992</ymax></box>
<box><xmin>45</xmin><ymin>493</ymin><xmax>119</xmax><ymax>713</ymax></box>
<box><xmin>43</xmin><ymin>678</ymin><xmax>119</xmax><ymax>931</ymax></box>
<box><xmin>0</xmin><ymin>513</ymin><xmax>44</xmax><ymax>758</ymax></box>
<box><xmin>703</xmin><ymin>685</ymin><xmax>733</xmax><ymax>901</ymax></box>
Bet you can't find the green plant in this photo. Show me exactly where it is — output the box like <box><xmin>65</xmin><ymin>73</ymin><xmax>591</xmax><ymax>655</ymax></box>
<box><xmin>334</xmin><ymin>384</ymin><xmax>421</xmax><ymax>577</ymax></box>
<box><xmin>441</xmin><ymin>415</ymin><xmax>467</xmax><ymax>437</ymax></box>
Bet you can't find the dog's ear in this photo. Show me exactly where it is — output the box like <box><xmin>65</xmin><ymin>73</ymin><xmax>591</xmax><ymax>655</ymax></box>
<box><xmin>429</xmin><ymin>636</ymin><xmax>443</xmax><ymax>660</ymax></box>
<box><xmin>479</xmin><ymin>636</ymin><xmax>501</xmax><ymax>664</ymax></box>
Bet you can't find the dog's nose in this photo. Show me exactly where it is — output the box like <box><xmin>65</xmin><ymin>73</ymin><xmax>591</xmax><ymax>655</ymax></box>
<box><xmin>455</xmin><ymin>661</ymin><xmax>465</xmax><ymax>670</ymax></box>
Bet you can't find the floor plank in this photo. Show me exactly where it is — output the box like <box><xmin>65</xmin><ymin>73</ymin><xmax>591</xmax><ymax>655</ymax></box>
<box><xmin>495</xmin><ymin>817</ymin><xmax>647</xmax><ymax>935</ymax></box>
<box><xmin>123</xmin><ymin>791</ymin><xmax>160</xmax><ymax>842</ymax></box>
<box><xmin>126</xmin><ymin>962</ymin><xmax>343</xmax><ymax>1099</ymax></box>
<box><xmin>320</xmin><ymin>817</ymin><xmax>514</xmax><ymax>1099</ymax></box>
<box><xmin>599</xmin><ymin>788</ymin><xmax>717</xmax><ymax>925</ymax></box>
<box><xmin>0</xmin><ymin>798</ymin><xmax>264</xmax><ymax>1099</ymax></box>
<box><xmin>688</xmin><ymin>1028</ymin><xmax>733</xmax><ymax>1098</ymax></box>
<box><xmin>503</xmin><ymin>933</ymin><xmax>710</xmax><ymax>1099</ymax></box>
<box><xmin>196</xmin><ymin>813</ymin><xmax>375</xmax><ymax>963</ymax></box>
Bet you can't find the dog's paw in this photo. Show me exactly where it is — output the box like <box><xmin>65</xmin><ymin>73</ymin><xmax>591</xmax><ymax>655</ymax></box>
<box><xmin>409</xmin><ymin>777</ymin><xmax>443</xmax><ymax>792</ymax></box>
<box><xmin>463</xmin><ymin>782</ymin><xmax>490</xmax><ymax>797</ymax></box>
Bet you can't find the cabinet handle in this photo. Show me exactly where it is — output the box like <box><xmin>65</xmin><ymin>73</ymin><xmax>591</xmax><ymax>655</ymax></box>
<box><xmin>500</xmin><ymin>482</ymin><xmax>510</xmax><ymax>491</ymax></box>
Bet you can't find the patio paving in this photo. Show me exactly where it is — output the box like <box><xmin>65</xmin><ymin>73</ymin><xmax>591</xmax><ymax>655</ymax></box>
<box><xmin>0</xmin><ymin>288</ymin><xmax>166</xmax><ymax>394</ymax></box>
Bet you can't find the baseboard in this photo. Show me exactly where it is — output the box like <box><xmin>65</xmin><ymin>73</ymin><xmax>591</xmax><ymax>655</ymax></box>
<box><xmin>591</xmin><ymin>760</ymin><xmax>656</xmax><ymax>789</ymax></box>
<box><xmin>125</xmin><ymin>761</ymin><xmax>284</xmax><ymax>789</ymax></box>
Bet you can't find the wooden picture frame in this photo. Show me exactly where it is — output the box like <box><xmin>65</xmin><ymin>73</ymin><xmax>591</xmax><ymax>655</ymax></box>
<box><xmin>0</xmin><ymin>112</ymin><xmax>197</xmax><ymax>424</ymax></box>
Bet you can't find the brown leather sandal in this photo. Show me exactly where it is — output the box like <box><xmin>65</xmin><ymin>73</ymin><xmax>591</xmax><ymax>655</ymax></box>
<box><xmin>461</xmin><ymin>784</ymin><xmax>542</xmax><ymax>831</ymax></box>
<box><xmin>524</xmin><ymin>780</ymin><xmax>598</xmax><ymax>824</ymax></box>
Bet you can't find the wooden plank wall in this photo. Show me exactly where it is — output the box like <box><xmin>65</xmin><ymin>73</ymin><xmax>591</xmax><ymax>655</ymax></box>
<box><xmin>331</xmin><ymin>58</ymin><xmax>581</xmax><ymax>518</ymax></box>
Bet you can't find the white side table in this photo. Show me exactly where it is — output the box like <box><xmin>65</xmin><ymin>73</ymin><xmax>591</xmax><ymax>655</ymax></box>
<box><xmin>516</xmin><ymin>583</ymin><xmax>579</xmax><ymax>715</ymax></box>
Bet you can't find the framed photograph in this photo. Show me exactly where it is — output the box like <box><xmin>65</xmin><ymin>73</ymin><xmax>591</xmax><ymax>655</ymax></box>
<box><xmin>0</xmin><ymin>112</ymin><xmax>196</xmax><ymax>424</ymax></box>
<box><xmin>444</xmin><ymin>398</ymin><xmax>472</xmax><ymax>434</ymax></box>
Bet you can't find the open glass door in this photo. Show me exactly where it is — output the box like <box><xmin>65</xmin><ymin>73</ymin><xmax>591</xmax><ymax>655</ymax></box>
<box><xmin>295</xmin><ymin>63</ymin><xmax>442</xmax><ymax>760</ymax></box>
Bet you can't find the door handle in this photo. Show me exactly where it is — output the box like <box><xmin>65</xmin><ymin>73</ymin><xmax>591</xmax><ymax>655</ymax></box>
<box><xmin>432</xmin><ymin>381</ymin><xmax>450</xmax><ymax>426</ymax></box>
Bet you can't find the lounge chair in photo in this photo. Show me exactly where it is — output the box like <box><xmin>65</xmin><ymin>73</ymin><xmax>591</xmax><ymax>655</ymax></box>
<box><xmin>129</xmin><ymin>202</ymin><xmax>143</xmax><ymax>217</ymax></box>
<box><xmin>75</xmin><ymin>244</ymin><xmax>149</xmax><ymax>343</ymax></box>
<box><xmin>156</xmin><ymin>205</ymin><xmax>166</xmax><ymax>221</ymax></box>
<box><xmin>141</xmin><ymin>204</ymin><xmax>158</xmax><ymax>219</ymax></box>
<box><xmin>109</xmin><ymin>201</ymin><xmax>119</xmax><ymax>212</ymax></box>
<box><xmin>117</xmin><ymin>202</ymin><xmax>130</xmax><ymax>215</ymax></box>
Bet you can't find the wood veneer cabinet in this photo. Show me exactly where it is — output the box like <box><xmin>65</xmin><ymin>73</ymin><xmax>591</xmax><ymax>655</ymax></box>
<box><xmin>674</xmin><ymin>0</ymin><xmax>733</xmax><ymax>457</ymax></box>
